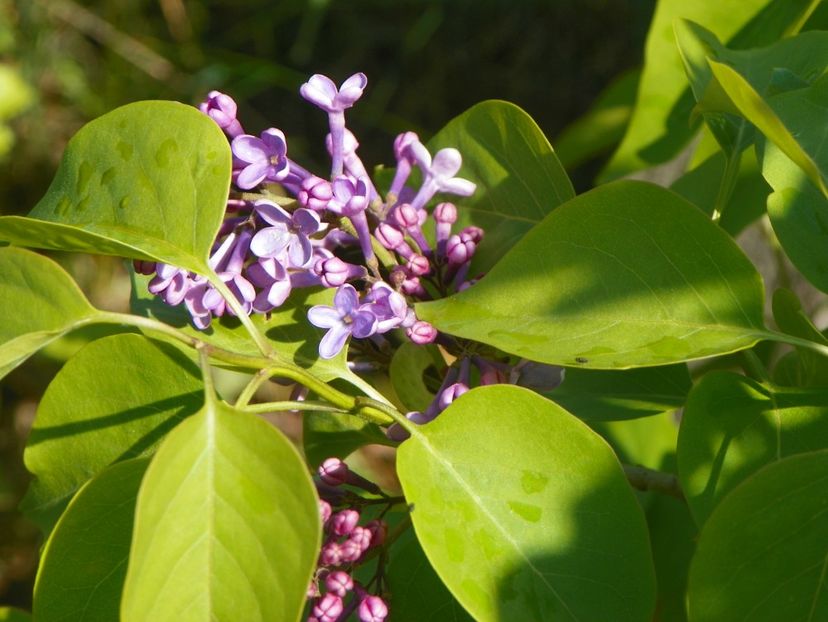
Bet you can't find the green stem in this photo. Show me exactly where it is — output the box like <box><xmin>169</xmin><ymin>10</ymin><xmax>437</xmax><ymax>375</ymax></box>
<box><xmin>764</xmin><ymin>330</ymin><xmax>828</xmax><ymax>359</ymax></box>
<box><xmin>197</xmin><ymin>345</ymin><xmax>217</xmax><ymax>404</ymax></box>
<box><xmin>235</xmin><ymin>368</ymin><xmax>276</xmax><ymax>408</ymax></box>
<box><xmin>711</xmin><ymin>148</ymin><xmax>742</xmax><ymax>224</ymax></box>
<box><xmin>207</xmin><ymin>274</ymin><xmax>274</xmax><ymax>357</ymax></box>
<box><xmin>238</xmin><ymin>400</ymin><xmax>347</xmax><ymax>414</ymax></box>
<box><xmin>741</xmin><ymin>349</ymin><xmax>770</xmax><ymax>383</ymax></box>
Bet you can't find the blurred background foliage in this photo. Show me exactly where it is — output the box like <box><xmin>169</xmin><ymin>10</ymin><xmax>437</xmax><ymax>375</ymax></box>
<box><xmin>0</xmin><ymin>0</ymin><xmax>659</xmax><ymax>610</ymax></box>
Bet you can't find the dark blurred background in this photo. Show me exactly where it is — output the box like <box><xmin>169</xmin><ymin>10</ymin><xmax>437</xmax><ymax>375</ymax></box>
<box><xmin>0</xmin><ymin>0</ymin><xmax>655</xmax><ymax>610</ymax></box>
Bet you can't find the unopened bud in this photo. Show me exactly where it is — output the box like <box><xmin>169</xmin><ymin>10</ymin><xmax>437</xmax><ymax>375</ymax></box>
<box><xmin>407</xmin><ymin>320</ymin><xmax>438</xmax><ymax>344</ymax></box>
<box><xmin>358</xmin><ymin>595</ymin><xmax>389</xmax><ymax>622</ymax></box>
<box><xmin>319</xmin><ymin>457</ymin><xmax>349</xmax><ymax>486</ymax></box>
<box><xmin>325</xmin><ymin>570</ymin><xmax>354</xmax><ymax>597</ymax></box>
<box><xmin>313</xmin><ymin>593</ymin><xmax>344</xmax><ymax>622</ymax></box>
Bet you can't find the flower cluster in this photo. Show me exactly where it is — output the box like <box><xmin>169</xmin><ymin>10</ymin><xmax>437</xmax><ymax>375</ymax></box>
<box><xmin>310</xmin><ymin>457</ymin><xmax>391</xmax><ymax>622</ymax></box>
<box><xmin>138</xmin><ymin>73</ymin><xmax>481</xmax><ymax>362</ymax></box>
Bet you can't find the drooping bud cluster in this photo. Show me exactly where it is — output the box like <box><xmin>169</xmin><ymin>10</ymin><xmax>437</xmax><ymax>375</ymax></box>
<box><xmin>136</xmin><ymin>71</ymin><xmax>482</xmax><ymax>361</ymax></box>
<box><xmin>309</xmin><ymin>458</ymin><xmax>390</xmax><ymax>622</ymax></box>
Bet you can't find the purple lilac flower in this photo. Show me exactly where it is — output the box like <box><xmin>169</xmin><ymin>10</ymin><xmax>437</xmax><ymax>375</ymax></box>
<box><xmin>307</xmin><ymin>285</ymin><xmax>377</xmax><ymax>359</ymax></box>
<box><xmin>249</xmin><ymin>200</ymin><xmax>321</xmax><ymax>268</ymax></box>
<box><xmin>326</xmin><ymin>129</ymin><xmax>378</xmax><ymax>200</ymax></box>
<box><xmin>231</xmin><ymin>128</ymin><xmax>290</xmax><ymax>190</ymax></box>
<box><xmin>328</xmin><ymin>175</ymin><xmax>374</xmax><ymax>264</ymax></box>
<box><xmin>388</xmin><ymin>131</ymin><xmax>420</xmax><ymax>200</ymax></box>
<box><xmin>148</xmin><ymin>264</ymin><xmax>192</xmax><ymax>306</ymax></box>
<box><xmin>362</xmin><ymin>281</ymin><xmax>410</xmax><ymax>332</ymax></box>
<box><xmin>246</xmin><ymin>257</ymin><xmax>292</xmax><ymax>313</ymax></box>
<box><xmin>199</xmin><ymin>91</ymin><xmax>243</xmax><ymax>138</ymax></box>
<box><xmin>300</xmin><ymin>72</ymin><xmax>367</xmax><ymax>178</ymax></box>
<box><xmin>314</xmin><ymin>256</ymin><xmax>367</xmax><ymax>288</ymax></box>
<box><xmin>409</xmin><ymin>143</ymin><xmax>476</xmax><ymax>210</ymax></box>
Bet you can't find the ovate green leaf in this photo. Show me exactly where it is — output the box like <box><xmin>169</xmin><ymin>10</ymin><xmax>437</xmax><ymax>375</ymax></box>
<box><xmin>121</xmin><ymin>401</ymin><xmax>319</xmax><ymax>622</ymax></box>
<box><xmin>0</xmin><ymin>101</ymin><xmax>231</xmax><ymax>273</ymax></box>
<box><xmin>417</xmin><ymin>181</ymin><xmax>767</xmax><ymax>368</ymax></box>
<box><xmin>687</xmin><ymin>450</ymin><xmax>828</xmax><ymax>621</ymax></box>
<box><xmin>677</xmin><ymin>371</ymin><xmax>828</xmax><ymax>525</ymax></box>
<box><xmin>397</xmin><ymin>385</ymin><xmax>655</xmax><ymax>621</ymax></box>
<box><xmin>427</xmin><ymin>100</ymin><xmax>574</xmax><ymax>271</ymax></box>
<box><xmin>34</xmin><ymin>458</ymin><xmax>149</xmax><ymax>622</ymax></box>
<box><xmin>21</xmin><ymin>334</ymin><xmax>202</xmax><ymax>532</ymax></box>
<box><xmin>0</xmin><ymin>246</ymin><xmax>97</xmax><ymax>379</ymax></box>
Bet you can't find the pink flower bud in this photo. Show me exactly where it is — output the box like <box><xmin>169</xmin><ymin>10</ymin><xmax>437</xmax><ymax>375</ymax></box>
<box><xmin>313</xmin><ymin>593</ymin><xmax>344</xmax><ymax>622</ymax></box>
<box><xmin>325</xmin><ymin>570</ymin><xmax>354</xmax><ymax>597</ymax></box>
<box><xmin>375</xmin><ymin>223</ymin><xmax>405</xmax><ymax>251</ymax></box>
<box><xmin>332</xmin><ymin>509</ymin><xmax>360</xmax><ymax>536</ymax></box>
<box><xmin>298</xmin><ymin>175</ymin><xmax>334</xmax><ymax>212</ymax></box>
<box><xmin>407</xmin><ymin>254</ymin><xmax>431</xmax><ymax>276</ymax></box>
<box><xmin>319</xmin><ymin>499</ymin><xmax>332</xmax><ymax>524</ymax></box>
<box><xmin>461</xmin><ymin>225</ymin><xmax>484</xmax><ymax>244</ymax></box>
<box><xmin>320</xmin><ymin>541</ymin><xmax>343</xmax><ymax>566</ymax></box>
<box><xmin>434</xmin><ymin>202</ymin><xmax>457</xmax><ymax>224</ymax></box>
<box><xmin>407</xmin><ymin>320</ymin><xmax>438</xmax><ymax>344</ymax></box>
<box><xmin>446</xmin><ymin>234</ymin><xmax>475</xmax><ymax>265</ymax></box>
<box><xmin>319</xmin><ymin>457</ymin><xmax>349</xmax><ymax>486</ymax></box>
<box><xmin>358</xmin><ymin>595</ymin><xmax>389</xmax><ymax>622</ymax></box>
<box><xmin>392</xmin><ymin>203</ymin><xmax>420</xmax><ymax>230</ymax></box>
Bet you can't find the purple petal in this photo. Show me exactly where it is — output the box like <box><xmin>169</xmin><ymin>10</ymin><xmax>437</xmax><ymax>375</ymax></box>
<box><xmin>250</xmin><ymin>227</ymin><xmax>291</xmax><ymax>258</ymax></box>
<box><xmin>252</xmin><ymin>289</ymin><xmax>275</xmax><ymax>314</ymax></box>
<box><xmin>287</xmin><ymin>236</ymin><xmax>313</xmax><ymax>268</ymax></box>
<box><xmin>254</xmin><ymin>200</ymin><xmax>292</xmax><ymax>226</ymax></box>
<box><xmin>409</xmin><ymin>141</ymin><xmax>432</xmax><ymax>170</ymax></box>
<box><xmin>351</xmin><ymin>309</ymin><xmax>378</xmax><ymax>339</ymax></box>
<box><xmin>308</xmin><ymin>305</ymin><xmax>342</xmax><ymax>329</ymax></box>
<box><xmin>231</xmin><ymin>135</ymin><xmax>268</xmax><ymax>164</ymax></box>
<box><xmin>440</xmin><ymin>178</ymin><xmax>477</xmax><ymax>196</ymax></box>
<box><xmin>300</xmin><ymin>74</ymin><xmax>337</xmax><ymax>110</ymax></box>
<box><xmin>319</xmin><ymin>324</ymin><xmax>351</xmax><ymax>359</ymax></box>
<box><xmin>246</xmin><ymin>257</ymin><xmax>286</xmax><ymax>286</ymax></box>
<box><xmin>431</xmin><ymin>148</ymin><xmax>463</xmax><ymax>178</ymax></box>
<box><xmin>332</xmin><ymin>176</ymin><xmax>355</xmax><ymax>203</ymax></box>
<box><xmin>202</xmin><ymin>286</ymin><xmax>224</xmax><ymax>310</ymax></box>
<box><xmin>260</xmin><ymin>128</ymin><xmax>287</xmax><ymax>156</ymax></box>
<box><xmin>231</xmin><ymin>274</ymin><xmax>256</xmax><ymax>303</ymax></box>
<box><xmin>335</xmin><ymin>73</ymin><xmax>367</xmax><ymax>108</ymax></box>
<box><xmin>266</xmin><ymin>279</ymin><xmax>292</xmax><ymax>307</ymax></box>
<box><xmin>293</xmin><ymin>208</ymin><xmax>321</xmax><ymax>235</ymax></box>
<box><xmin>334</xmin><ymin>284</ymin><xmax>360</xmax><ymax>315</ymax></box>
<box><xmin>236</xmin><ymin>161</ymin><xmax>270</xmax><ymax>190</ymax></box>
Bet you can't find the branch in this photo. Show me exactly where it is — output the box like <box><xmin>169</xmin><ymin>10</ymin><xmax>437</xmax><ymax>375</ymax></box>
<box><xmin>622</xmin><ymin>464</ymin><xmax>684</xmax><ymax>501</ymax></box>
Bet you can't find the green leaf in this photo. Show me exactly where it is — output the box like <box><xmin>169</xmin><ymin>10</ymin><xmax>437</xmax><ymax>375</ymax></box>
<box><xmin>0</xmin><ymin>608</ymin><xmax>31</xmax><ymax>622</ymax></box>
<box><xmin>0</xmin><ymin>246</ymin><xmax>97</xmax><ymax>379</ymax></box>
<box><xmin>387</xmin><ymin>527</ymin><xmax>474</xmax><ymax>622</ymax></box>
<box><xmin>0</xmin><ymin>101</ymin><xmax>231</xmax><ymax>273</ymax></box>
<box><xmin>763</xmin><ymin>75</ymin><xmax>828</xmax><ymax>292</ymax></box>
<box><xmin>709</xmin><ymin>60</ymin><xmax>828</xmax><ymax>197</ymax></box>
<box><xmin>121</xmin><ymin>400</ymin><xmax>319</xmax><ymax>622</ymax></box>
<box><xmin>426</xmin><ymin>100</ymin><xmax>574</xmax><ymax>271</ymax></box>
<box><xmin>771</xmin><ymin>288</ymin><xmax>828</xmax><ymax>385</ymax></box>
<box><xmin>302</xmin><ymin>411</ymin><xmax>391</xmax><ymax>470</ymax></box>
<box><xmin>389</xmin><ymin>342</ymin><xmax>440</xmax><ymax>413</ymax></box>
<box><xmin>417</xmin><ymin>180</ymin><xmax>767</xmax><ymax>369</ymax></box>
<box><xmin>396</xmin><ymin>385</ymin><xmax>655</xmax><ymax>622</ymax></box>
<box><xmin>677</xmin><ymin>371</ymin><xmax>828</xmax><ymax>525</ymax></box>
<box><xmin>549</xmin><ymin>365</ymin><xmax>691</xmax><ymax>421</ymax></box>
<box><xmin>21</xmin><ymin>333</ymin><xmax>203</xmax><ymax>532</ymax></box>
<box><xmin>600</xmin><ymin>0</ymin><xmax>816</xmax><ymax>182</ymax></box>
<box><xmin>687</xmin><ymin>450</ymin><xmax>828</xmax><ymax>622</ymax></box>
<box><xmin>33</xmin><ymin>458</ymin><xmax>149</xmax><ymax>622</ymax></box>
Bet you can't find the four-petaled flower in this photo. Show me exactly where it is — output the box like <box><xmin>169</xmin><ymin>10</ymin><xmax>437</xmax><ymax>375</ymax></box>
<box><xmin>308</xmin><ymin>285</ymin><xmax>378</xmax><ymax>359</ymax></box>
<box><xmin>231</xmin><ymin>128</ymin><xmax>290</xmax><ymax>190</ymax></box>
<box><xmin>249</xmin><ymin>199</ymin><xmax>321</xmax><ymax>268</ymax></box>
<box><xmin>409</xmin><ymin>143</ymin><xmax>476</xmax><ymax>210</ymax></box>
<box><xmin>300</xmin><ymin>73</ymin><xmax>368</xmax><ymax>113</ymax></box>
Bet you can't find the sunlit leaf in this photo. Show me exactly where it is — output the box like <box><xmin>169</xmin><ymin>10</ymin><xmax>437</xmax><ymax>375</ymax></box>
<box><xmin>427</xmin><ymin>100</ymin><xmax>574</xmax><ymax>271</ymax></box>
<box><xmin>21</xmin><ymin>334</ymin><xmax>202</xmax><ymax>532</ymax></box>
<box><xmin>397</xmin><ymin>385</ymin><xmax>655</xmax><ymax>621</ymax></box>
<box><xmin>417</xmin><ymin>181</ymin><xmax>767</xmax><ymax>368</ymax></box>
<box><xmin>0</xmin><ymin>246</ymin><xmax>97</xmax><ymax>380</ymax></box>
<box><xmin>121</xmin><ymin>400</ymin><xmax>319</xmax><ymax>622</ymax></box>
<box><xmin>0</xmin><ymin>101</ymin><xmax>231</xmax><ymax>273</ymax></box>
